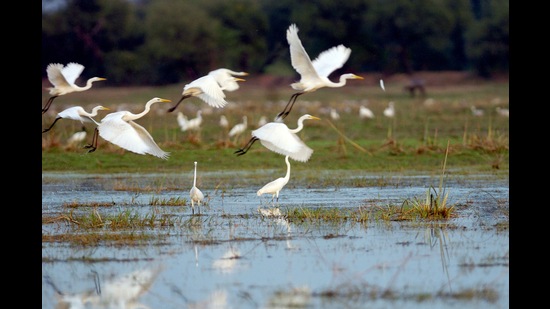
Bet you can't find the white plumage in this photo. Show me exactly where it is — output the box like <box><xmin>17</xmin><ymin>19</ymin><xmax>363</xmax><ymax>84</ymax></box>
<box><xmin>383</xmin><ymin>101</ymin><xmax>395</xmax><ymax>118</ymax></box>
<box><xmin>235</xmin><ymin>114</ymin><xmax>320</xmax><ymax>162</ymax></box>
<box><xmin>229</xmin><ymin>115</ymin><xmax>248</xmax><ymax>137</ymax></box>
<box><xmin>359</xmin><ymin>105</ymin><xmax>375</xmax><ymax>119</ymax></box>
<box><xmin>92</xmin><ymin>97</ymin><xmax>171</xmax><ymax>159</ymax></box>
<box><xmin>42</xmin><ymin>62</ymin><xmax>106</xmax><ymax>114</ymax></box>
<box><xmin>275</xmin><ymin>24</ymin><xmax>363</xmax><ymax>120</ymax></box>
<box><xmin>43</xmin><ymin>105</ymin><xmax>109</xmax><ymax>133</ymax></box>
<box><xmin>189</xmin><ymin>161</ymin><xmax>204</xmax><ymax>215</ymax></box>
<box><xmin>257</xmin><ymin>155</ymin><xmax>291</xmax><ymax>203</ymax></box>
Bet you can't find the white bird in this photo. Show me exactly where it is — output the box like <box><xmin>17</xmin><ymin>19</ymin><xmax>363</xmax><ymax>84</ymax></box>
<box><xmin>275</xmin><ymin>24</ymin><xmax>363</xmax><ymax>121</ymax></box>
<box><xmin>470</xmin><ymin>105</ymin><xmax>484</xmax><ymax>117</ymax></box>
<box><xmin>229</xmin><ymin>115</ymin><xmax>248</xmax><ymax>138</ymax></box>
<box><xmin>42</xmin><ymin>62</ymin><xmax>106</xmax><ymax>114</ymax></box>
<box><xmin>187</xmin><ymin>110</ymin><xmax>203</xmax><ymax>131</ymax></box>
<box><xmin>496</xmin><ymin>106</ymin><xmax>509</xmax><ymax>117</ymax></box>
<box><xmin>207</xmin><ymin>68</ymin><xmax>249</xmax><ymax>92</ymax></box>
<box><xmin>383</xmin><ymin>101</ymin><xmax>395</xmax><ymax>118</ymax></box>
<box><xmin>380</xmin><ymin>79</ymin><xmax>386</xmax><ymax>91</ymax></box>
<box><xmin>42</xmin><ymin>105</ymin><xmax>110</xmax><ymax>133</ymax></box>
<box><xmin>176</xmin><ymin>112</ymin><xmax>189</xmax><ymax>131</ymax></box>
<box><xmin>167</xmin><ymin>69</ymin><xmax>246</xmax><ymax>112</ymax></box>
<box><xmin>359</xmin><ymin>105</ymin><xmax>375</xmax><ymax>119</ymax></box>
<box><xmin>257</xmin><ymin>115</ymin><xmax>268</xmax><ymax>127</ymax></box>
<box><xmin>235</xmin><ymin>114</ymin><xmax>320</xmax><ymax>162</ymax></box>
<box><xmin>190</xmin><ymin>161</ymin><xmax>204</xmax><ymax>215</ymax></box>
<box><xmin>330</xmin><ymin>108</ymin><xmax>340</xmax><ymax>120</ymax></box>
<box><xmin>257</xmin><ymin>155</ymin><xmax>291</xmax><ymax>203</ymax></box>
<box><xmin>85</xmin><ymin>97</ymin><xmax>171</xmax><ymax>159</ymax></box>
<box><xmin>66</xmin><ymin>126</ymin><xmax>87</xmax><ymax>146</ymax></box>
<box><xmin>219</xmin><ymin>115</ymin><xmax>229</xmax><ymax>129</ymax></box>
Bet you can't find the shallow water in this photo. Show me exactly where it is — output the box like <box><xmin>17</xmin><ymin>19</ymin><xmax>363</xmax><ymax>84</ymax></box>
<box><xmin>42</xmin><ymin>171</ymin><xmax>509</xmax><ymax>309</ymax></box>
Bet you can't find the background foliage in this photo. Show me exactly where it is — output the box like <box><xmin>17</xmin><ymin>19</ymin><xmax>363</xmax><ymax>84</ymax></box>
<box><xmin>42</xmin><ymin>0</ymin><xmax>509</xmax><ymax>85</ymax></box>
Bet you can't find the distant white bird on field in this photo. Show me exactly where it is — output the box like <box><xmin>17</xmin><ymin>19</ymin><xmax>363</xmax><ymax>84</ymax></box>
<box><xmin>189</xmin><ymin>161</ymin><xmax>204</xmax><ymax>215</ymax></box>
<box><xmin>495</xmin><ymin>106</ymin><xmax>509</xmax><ymax>117</ymax></box>
<box><xmin>359</xmin><ymin>105</ymin><xmax>375</xmax><ymax>119</ymax></box>
<box><xmin>85</xmin><ymin>97</ymin><xmax>171</xmax><ymax>159</ymax></box>
<box><xmin>470</xmin><ymin>106</ymin><xmax>484</xmax><ymax>117</ymax></box>
<box><xmin>257</xmin><ymin>155</ymin><xmax>291</xmax><ymax>203</ymax></box>
<box><xmin>330</xmin><ymin>108</ymin><xmax>340</xmax><ymax>120</ymax></box>
<box><xmin>42</xmin><ymin>105</ymin><xmax>110</xmax><ymax>133</ymax></box>
<box><xmin>167</xmin><ymin>69</ymin><xmax>246</xmax><ymax>112</ymax></box>
<box><xmin>185</xmin><ymin>110</ymin><xmax>203</xmax><ymax>131</ymax></box>
<box><xmin>383</xmin><ymin>101</ymin><xmax>395</xmax><ymax>118</ymax></box>
<box><xmin>275</xmin><ymin>23</ymin><xmax>363</xmax><ymax>121</ymax></box>
<box><xmin>229</xmin><ymin>115</ymin><xmax>248</xmax><ymax>138</ymax></box>
<box><xmin>257</xmin><ymin>115</ymin><xmax>268</xmax><ymax>127</ymax></box>
<box><xmin>235</xmin><ymin>114</ymin><xmax>320</xmax><ymax>162</ymax></box>
<box><xmin>66</xmin><ymin>126</ymin><xmax>87</xmax><ymax>146</ymax></box>
<box><xmin>219</xmin><ymin>115</ymin><xmax>229</xmax><ymax>129</ymax></box>
<box><xmin>176</xmin><ymin>112</ymin><xmax>189</xmax><ymax>131</ymax></box>
<box><xmin>42</xmin><ymin>62</ymin><xmax>106</xmax><ymax>114</ymax></box>
<box><xmin>380</xmin><ymin>79</ymin><xmax>386</xmax><ymax>91</ymax></box>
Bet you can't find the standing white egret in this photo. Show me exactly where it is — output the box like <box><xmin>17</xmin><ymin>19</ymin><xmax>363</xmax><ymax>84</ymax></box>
<box><xmin>383</xmin><ymin>101</ymin><xmax>395</xmax><ymax>118</ymax></box>
<box><xmin>257</xmin><ymin>155</ymin><xmax>291</xmax><ymax>203</ymax></box>
<box><xmin>275</xmin><ymin>24</ymin><xmax>363</xmax><ymax>121</ymax></box>
<box><xmin>190</xmin><ymin>161</ymin><xmax>204</xmax><ymax>215</ymax></box>
<box><xmin>228</xmin><ymin>115</ymin><xmax>248</xmax><ymax>143</ymax></box>
<box><xmin>176</xmin><ymin>112</ymin><xmax>189</xmax><ymax>131</ymax></box>
<box><xmin>167</xmin><ymin>69</ymin><xmax>246</xmax><ymax>113</ymax></box>
<box><xmin>219</xmin><ymin>115</ymin><xmax>229</xmax><ymax>129</ymax></box>
<box><xmin>85</xmin><ymin>97</ymin><xmax>171</xmax><ymax>159</ymax></box>
<box><xmin>470</xmin><ymin>106</ymin><xmax>484</xmax><ymax>117</ymax></box>
<box><xmin>257</xmin><ymin>115</ymin><xmax>268</xmax><ymax>127</ymax></box>
<box><xmin>359</xmin><ymin>105</ymin><xmax>375</xmax><ymax>119</ymax></box>
<box><xmin>235</xmin><ymin>114</ymin><xmax>320</xmax><ymax>162</ymax></box>
<box><xmin>42</xmin><ymin>105</ymin><xmax>110</xmax><ymax>133</ymax></box>
<box><xmin>42</xmin><ymin>62</ymin><xmax>106</xmax><ymax>114</ymax></box>
<box><xmin>495</xmin><ymin>106</ymin><xmax>509</xmax><ymax>117</ymax></box>
<box><xmin>330</xmin><ymin>108</ymin><xmax>340</xmax><ymax>120</ymax></box>
<box><xmin>185</xmin><ymin>110</ymin><xmax>203</xmax><ymax>131</ymax></box>
<box><xmin>66</xmin><ymin>126</ymin><xmax>87</xmax><ymax>147</ymax></box>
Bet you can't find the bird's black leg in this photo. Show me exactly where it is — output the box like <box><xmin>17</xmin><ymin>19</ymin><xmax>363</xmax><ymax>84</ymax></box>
<box><xmin>42</xmin><ymin>96</ymin><xmax>58</xmax><ymax>114</ymax></box>
<box><xmin>42</xmin><ymin>117</ymin><xmax>62</xmax><ymax>133</ymax></box>
<box><xmin>275</xmin><ymin>92</ymin><xmax>302</xmax><ymax>121</ymax></box>
<box><xmin>234</xmin><ymin>137</ymin><xmax>259</xmax><ymax>156</ymax></box>
<box><xmin>167</xmin><ymin>95</ymin><xmax>190</xmax><ymax>113</ymax></box>
<box><xmin>84</xmin><ymin>127</ymin><xmax>99</xmax><ymax>153</ymax></box>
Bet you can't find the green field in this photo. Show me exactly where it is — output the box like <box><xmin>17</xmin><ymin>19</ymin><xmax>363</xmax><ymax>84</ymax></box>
<box><xmin>41</xmin><ymin>72</ymin><xmax>509</xmax><ymax>175</ymax></box>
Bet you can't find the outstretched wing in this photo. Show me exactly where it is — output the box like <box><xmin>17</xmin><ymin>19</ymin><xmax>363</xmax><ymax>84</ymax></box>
<box><xmin>311</xmin><ymin>45</ymin><xmax>351</xmax><ymax>78</ymax></box>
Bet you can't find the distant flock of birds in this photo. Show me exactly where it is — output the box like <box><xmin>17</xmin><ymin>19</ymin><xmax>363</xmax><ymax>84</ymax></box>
<box><xmin>41</xmin><ymin>24</ymin><xmax>507</xmax><ymax>214</ymax></box>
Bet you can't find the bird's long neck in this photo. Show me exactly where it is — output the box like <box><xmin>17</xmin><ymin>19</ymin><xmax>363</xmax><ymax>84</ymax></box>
<box><xmin>283</xmin><ymin>156</ymin><xmax>291</xmax><ymax>181</ymax></box>
<box><xmin>126</xmin><ymin>100</ymin><xmax>156</xmax><ymax>121</ymax></box>
<box><xmin>331</xmin><ymin>74</ymin><xmax>353</xmax><ymax>87</ymax></box>
<box><xmin>193</xmin><ymin>164</ymin><xmax>198</xmax><ymax>187</ymax></box>
<box><xmin>74</xmin><ymin>79</ymin><xmax>96</xmax><ymax>92</ymax></box>
<box><xmin>89</xmin><ymin>106</ymin><xmax>103</xmax><ymax>117</ymax></box>
<box><xmin>289</xmin><ymin>116</ymin><xmax>307</xmax><ymax>133</ymax></box>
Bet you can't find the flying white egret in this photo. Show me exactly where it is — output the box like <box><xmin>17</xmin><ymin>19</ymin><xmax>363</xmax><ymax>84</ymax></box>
<box><xmin>85</xmin><ymin>97</ymin><xmax>171</xmax><ymax>159</ymax></box>
<box><xmin>383</xmin><ymin>101</ymin><xmax>395</xmax><ymax>118</ymax></box>
<box><xmin>42</xmin><ymin>62</ymin><xmax>106</xmax><ymax>114</ymax></box>
<box><xmin>257</xmin><ymin>155</ymin><xmax>291</xmax><ymax>203</ymax></box>
<box><xmin>190</xmin><ymin>161</ymin><xmax>204</xmax><ymax>215</ymax></box>
<box><xmin>207</xmin><ymin>68</ymin><xmax>249</xmax><ymax>91</ymax></box>
<box><xmin>167</xmin><ymin>69</ymin><xmax>246</xmax><ymax>112</ymax></box>
<box><xmin>275</xmin><ymin>24</ymin><xmax>363</xmax><ymax>121</ymax></box>
<box><xmin>359</xmin><ymin>105</ymin><xmax>375</xmax><ymax>119</ymax></box>
<box><xmin>42</xmin><ymin>105</ymin><xmax>110</xmax><ymax>133</ymax></box>
<box><xmin>235</xmin><ymin>114</ymin><xmax>320</xmax><ymax>162</ymax></box>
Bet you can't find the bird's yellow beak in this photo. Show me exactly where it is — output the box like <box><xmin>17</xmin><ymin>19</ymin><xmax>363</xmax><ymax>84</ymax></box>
<box><xmin>353</xmin><ymin>75</ymin><xmax>364</xmax><ymax>80</ymax></box>
<box><xmin>102</xmin><ymin>107</ymin><xmax>110</xmax><ymax>110</ymax></box>
<box><xmin>160</xmin><ymin>98</ymin><xmax>172</xmax><ymax>103</ymax></box>
<box><xmin>241</xmin><ymin>72</ymin><xmax>249</xmax><ymax>76</ymax></box>
<box><xmin>98</xmin><ymin>78</ymin><xmax>107</xmax><ymax>81</ymax></box>
<box><xmin>235</xmin><ymin>78</ymin><xmax>246</xmax><ymax>82</ymax></box>
<box><xmin>309</xmin><ymin>116</ymin><xmax>321</xmax><ymax>120</ymax></box>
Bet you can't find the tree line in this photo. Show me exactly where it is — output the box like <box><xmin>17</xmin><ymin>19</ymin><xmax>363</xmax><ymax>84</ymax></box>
<box><xmin>42</xmin><ymin>0</ymin><xmax>509</xmax><ymax>86</ymax></box>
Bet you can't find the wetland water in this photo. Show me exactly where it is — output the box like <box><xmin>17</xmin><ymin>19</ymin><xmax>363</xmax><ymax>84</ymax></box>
<box><xmin>42</xmin><ymin>171</ymin><xmax>509</xmax><ymax>309</ymax></box>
